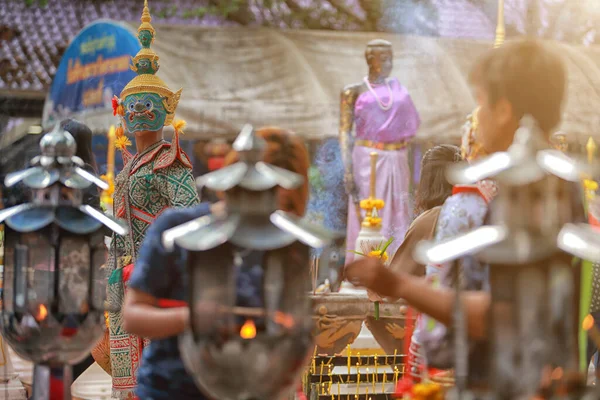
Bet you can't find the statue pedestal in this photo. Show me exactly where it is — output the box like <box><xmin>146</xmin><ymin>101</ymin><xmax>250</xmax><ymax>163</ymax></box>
<box><xmin>71</xmin><ymin>362</ymin><xmax>112</xmax><ymax>400</ymax></box>
<box><xmin>312</xmin><ymin>288</ymin><xmax>410</xmax><ymax>356</ymax></box>
<box><xmin>0</xmin><ymin>379</ymin><xmax>27</xmax><ymax>400</ymax></box>
<box><xmin>3</xmin><ymin>345</ymin><xmax>29</xmax><ymax>400</ymax></box>
<box><xmin>339</xmin><ymin>283</ymin><xmax>380</xmax><ymax>351</ymax></box>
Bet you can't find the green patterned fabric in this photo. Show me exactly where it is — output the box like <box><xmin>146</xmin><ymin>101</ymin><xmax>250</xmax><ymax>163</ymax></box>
<box><xmin>101</xmin><ymin>140</ymin><xmax>199</xmax><ymax>399</ymax></box>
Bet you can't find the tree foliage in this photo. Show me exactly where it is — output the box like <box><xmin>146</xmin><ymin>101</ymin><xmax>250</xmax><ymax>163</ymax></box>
<box><xmin>19</xmin><ymin>0</ymin><xmax>600</xmax><ymax>44</ymax></box>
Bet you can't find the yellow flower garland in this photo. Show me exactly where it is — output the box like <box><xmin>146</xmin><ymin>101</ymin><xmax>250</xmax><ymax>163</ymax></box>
<box><xmin>359</xmin><ymin>198</ymin><xmax>385</xmax><ymax>210</ymax></box>
<box><xmin>363</xmin><ymin>216</ymin><xmax>382</xmax><ymax>227</ymax></box>
<box><xmin>412</xmin><ymin>382</ymin><xmax>443</xmax><ymax>400</ymax></box>
<box><xmin>368</xmin><ymin>249</ymin><xmax>388</xmax><ymax>263</ymax></box>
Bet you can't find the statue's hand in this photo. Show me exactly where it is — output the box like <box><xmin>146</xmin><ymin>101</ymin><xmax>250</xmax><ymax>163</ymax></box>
<box><xmin>343</xmin><ymin>172</ymin><xmax>358</xmax><ymax>199</ymax></box>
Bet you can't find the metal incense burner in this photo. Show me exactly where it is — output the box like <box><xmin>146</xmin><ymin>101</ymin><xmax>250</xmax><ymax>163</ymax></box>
<box><xmin>414</xmin><ymin>116</ymin><xmax>600</xmax><ymax>399</ymax></box>
<box><xmin>163</xmin><ymin>125</ymin><xmax>339</xmax><ymax>400</ymax></box>
<box><xmin>0</xmin><ymin>124</ymin><xmax>127</xmax><ymax>400</ymax></box>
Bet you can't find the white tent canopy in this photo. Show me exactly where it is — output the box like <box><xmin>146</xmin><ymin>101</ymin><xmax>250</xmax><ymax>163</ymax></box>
<box><xmin>43</xmin><ymin>26</ymin><xmax>600</xmax><ymax>141</ymax></box>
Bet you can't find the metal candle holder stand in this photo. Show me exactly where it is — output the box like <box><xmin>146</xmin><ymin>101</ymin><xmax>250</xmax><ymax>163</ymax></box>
<box><xmin>0</xmin><ymin>125</ymin><xmax>127</xmax><ymax>400</ymax></box>
<box><xmin>414</xmin><ymin>115</ymin><xmax>600</xmax><ymax>399</ymax></box>
<box><xmin>164</xmin><ymin>125</ymin><xmax>340</xmax><ymax>400</ymax></box>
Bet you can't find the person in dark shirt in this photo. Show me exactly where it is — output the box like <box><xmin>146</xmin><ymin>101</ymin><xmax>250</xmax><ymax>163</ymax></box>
<box><xmin>122</xmin><ymin>127</ymin><xmax>309</xmax><ymax>400</ymax></box>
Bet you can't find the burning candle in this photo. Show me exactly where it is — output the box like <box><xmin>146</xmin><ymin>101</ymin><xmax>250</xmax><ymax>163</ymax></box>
<box><xmin>381</xmin><ymin>371</ymin><xmax>386</xmax><ymax>392</ymax></box>
<box><xmin>394</xmin><ymin>366</ymin><xmax>399</xmax><ymax>387</ymax></box>
<box><xmin>320</xmin><ymin>361</ymin><xmax>325</xmax><ymax>383</ymax></box>
<box><xmin>240</xmin><ymin>319</ymin><xmax>256</xmax><ymax>339</ymax></box>
<box><xmin>393</xmin><ymin>349</ymin><xmax>397</xmax><ymax>366</ymax></box>
<box><xmin>373</xmin><ymin>355</ymin><xmax>378</xmax><ymax>392</ymax></box>
<box><xmin>35</xmin><ymin>304</ymin><xmax>48</xmax><ymax>322</ymax></box>
<box><xmin>584</xmin><ymin>314</ymin><xmax>600</xmax><ymax>351</ymax></box>
<box><xmin>366</xmin><ymin>387</ymin><xmax>369</xmax><ymax>399</ymax></box>
<box><xmin>372</xmin><ymin>370</ymin><xmax>376</xmax><ymax>392</ymax></box>
<box><xmin>338</xmin><ymin>381</ymin><xmax>341</xmax><ymax>400</ymax></box>
<box><xmin>312</xmin><ymin>347</ymin><xmax>317</xmax><ymax>374</ymax></box>
<box><xmin>356</xmin><ymin>363</ymin><xmax>360</xmax><ymax>396</ymax></box>
<box><xmin>347</xmin><ymin>345</ymin><xmax>351</xmax><ymax>375</ymax></box>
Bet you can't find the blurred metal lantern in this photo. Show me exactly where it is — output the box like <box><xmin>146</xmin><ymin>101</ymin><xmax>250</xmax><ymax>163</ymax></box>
<box><xmin>0</xmin><ymin>124</ymin><xmax>127</xmax><ymax>400</ymax></box>
<box><xmin>415</xmin><ymin>115</ymin><xmax>600</xmax><ymax>399</ymax></box>
<box><xmin>165</xmin><ymin>125</ymin><xmax>338</xmax><ymax>400</ymax></box>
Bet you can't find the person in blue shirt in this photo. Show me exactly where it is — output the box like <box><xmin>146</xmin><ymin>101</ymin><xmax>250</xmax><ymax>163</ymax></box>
<box><xmin>122</xmin><ymin>127</ymin><xmax>310</xmax><ymax>400</ymax></box>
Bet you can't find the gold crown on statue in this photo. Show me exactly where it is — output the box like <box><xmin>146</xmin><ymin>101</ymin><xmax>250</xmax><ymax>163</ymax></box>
<box><xmin>118</xmin><ymin>0</ymin><xmax>182</xmax><ymax>126</ymax></box>
<box><xmin>138</xmin><ymin>0</ymin><xmax>155</xmax><ymax>37</ymax></box>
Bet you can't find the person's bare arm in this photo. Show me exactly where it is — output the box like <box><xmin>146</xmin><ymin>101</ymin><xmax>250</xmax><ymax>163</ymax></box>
<box><xmin>345</xmin><ymin>257</ymin><xmax>490</xmax><ymax>339</ymax></box>
<box><xmin>397</xmin><ymin>273</ymin><xmax>489</xmax><ymax>339</ymax></box>
<box><xmin>123</xmin><ymin>288</ymin><xmax>188</xmax><ymax>339</ymax></box>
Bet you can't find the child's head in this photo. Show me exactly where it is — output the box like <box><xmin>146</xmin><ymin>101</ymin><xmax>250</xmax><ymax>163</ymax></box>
<box><xmin>224</xmin><ymin>127</ymin><xmax>310</xmax><ymax>217</ymax></box>
<box><xmin>469</xmin><ymin>40</ymin><xmax>567</xmax><ymax>154</ymax></box>
<box><xmin>414</xmin><ymin>144</ymin><xmax>461</xmax><ymax>215</ymax></box>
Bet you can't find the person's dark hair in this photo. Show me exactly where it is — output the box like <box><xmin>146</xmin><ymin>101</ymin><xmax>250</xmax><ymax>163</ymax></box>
<box><xmin>469</xmin><ymin>39</ymin><xmax>566</xmax><ymax>134</ymax></box>
<box><xmin>60</xmin><ymin>119</ymin><xmax>98</xmax><ymax>173</ymax></box>
<box><xmin>60</xmin><ymin>119</ymin><xmax>101</xmax><ymax>210</ymax></box>
<box><xmin>224</xmin><ymin>127</ymin><xmax>310</xmax><ymax>217</ymax></box>
<box><xmin>414</xmin><ymin>144</ymin><xmax>461</xmax><ymax>216</ymax></box>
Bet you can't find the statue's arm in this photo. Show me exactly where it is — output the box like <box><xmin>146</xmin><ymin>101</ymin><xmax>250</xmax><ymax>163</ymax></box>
<box><xmin>339</xmin><ymin>84</ymin><xmax>359</xmax><ymax>176</ymax></box>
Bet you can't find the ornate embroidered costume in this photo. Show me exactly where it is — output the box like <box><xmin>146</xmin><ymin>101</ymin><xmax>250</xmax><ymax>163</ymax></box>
<box><xmin>91</xmin><ymin>2</ymin><xmax>199</xmax><ymax>398</ymax></box>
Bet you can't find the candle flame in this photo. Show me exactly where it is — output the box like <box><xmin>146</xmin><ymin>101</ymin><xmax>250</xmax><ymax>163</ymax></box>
<box><xmin>273</xmin><ymin>311</ymin><xmax>295</xmax><ymax>329</ymax></box>
<box><xmin>240</xmin><ymin>319</ymin><xmax>256</xmax><ymax>339</ymax></box>
<box><xmin>583</xmin><ymin>314</ymin><xmax>595</xmax><ymax>331</ymax></box>
<box><xmin>36</xmin><ymin>304</ymin><xmax>48</xmax><ymax>321</ymax></box>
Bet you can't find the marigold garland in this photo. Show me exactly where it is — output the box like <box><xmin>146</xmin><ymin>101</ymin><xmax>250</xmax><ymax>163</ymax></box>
<box><xmin>112</xmin><ymin>96</ymin><xmax>124</xmax><ymax>117</ymax></box>
<box><xmin>396</xmin><ymin>379</ymin><xmax>444</xmax><ymax>400</ymax></box>
<box><xmin>364</xmin><ymin>216</ymin><xmax>382</xmax><ymax>227</ymax></box>
<box><xmin>368</xmin><ymin>249</ymin><xmax>388</xmax><ymax>263</ymax></box>
<box><xmin>115</xmin><ymin>136</ymin><xmax>132</xmax><ymax>150</ymax></box>
<box><xmin>360</xmin><ymin>198</ymin><xmax>385</xmax><ymax>210</ymax></box>
<box><xmin>412</xmin><ymin>382</ymin><xmax>443</xmax><ymax>400</ymax></box>
<box><xmin>172</xmin><ymin>119</ymin><xmax>186</xmax><ymax>134</ymax></box>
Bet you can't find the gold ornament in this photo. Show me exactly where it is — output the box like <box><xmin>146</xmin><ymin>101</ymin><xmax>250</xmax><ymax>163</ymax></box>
<box><xmin>118</xmin><ymin>0</ymin><xmax>182</xmax><ymax>127</ymax></box>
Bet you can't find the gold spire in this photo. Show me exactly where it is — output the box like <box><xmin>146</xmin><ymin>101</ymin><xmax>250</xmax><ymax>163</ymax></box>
<box><xmin>138</xmin><ymin>0</ymin><xmax>155</xmax><ymax>36</ymax></box>
<box><xmin>494</xmin><ymin>0</ymin><xmax>505</xmax><ymax>48</ymax></box>
<box><xmin>142</xmin><ymin>0</ymin><xmax>151</xmax><ymax>23</ymax></box>
<box><xmin>119</xmin><ymin>0</ymin><xmax>182</xmax><ymax>127</ymax></box>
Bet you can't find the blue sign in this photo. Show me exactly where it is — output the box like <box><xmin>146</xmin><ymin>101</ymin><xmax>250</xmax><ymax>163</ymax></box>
<box><xmin>92</xmin><ymin>134</ymin><xmax>124</xmax><ymax>175</ymax></box>
<box><xmin>43</xmin><ymin>20</ymin><xmax>141</xmax><ymax>127</ymax></box>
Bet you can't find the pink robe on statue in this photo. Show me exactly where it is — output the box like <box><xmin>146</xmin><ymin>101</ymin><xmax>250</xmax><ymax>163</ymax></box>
<box><xmin>346</xmin><ymin>78</ymin><xmax>420</xmax><ymax>261</ymax></box>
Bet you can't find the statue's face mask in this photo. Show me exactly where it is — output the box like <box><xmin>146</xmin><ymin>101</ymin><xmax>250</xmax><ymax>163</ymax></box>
<box><xmin>123</xmin><ymin>93</ymin><xmax>167</xmax><ymax>134</ymax></box>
